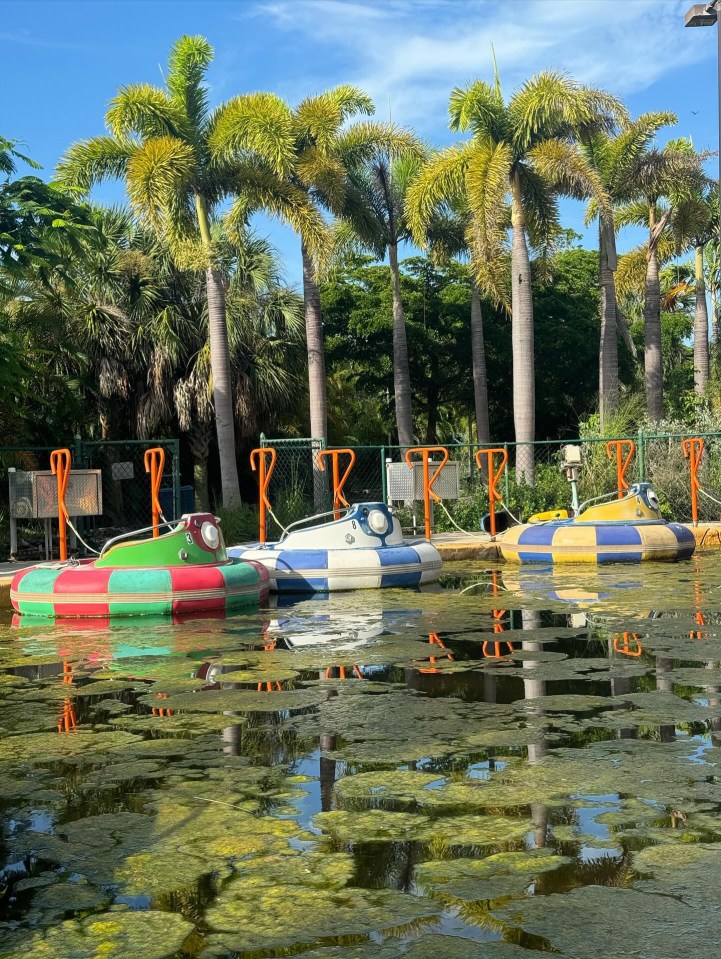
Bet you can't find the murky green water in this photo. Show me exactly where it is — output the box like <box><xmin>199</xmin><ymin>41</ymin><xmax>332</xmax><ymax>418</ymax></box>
<box><xmin>3</xmin><ymin>556</ymin><xmax>721</xmax><ymax>957</ymax></box>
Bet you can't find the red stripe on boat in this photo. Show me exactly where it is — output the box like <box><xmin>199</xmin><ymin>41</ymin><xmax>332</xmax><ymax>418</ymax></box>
<box><xmin>53</xmin><ymin>565</ymin><xmax>113</xmax><ymax>617</ymax></box>
<box><xmin>53</xmin><ymin>565</ymin><xmax>114</xmax><ymax>594</ymax></box>
<box><xmin>170</xmin><ymin>565</ymin><xmax>227</xmax><ymax>615</ymax></box>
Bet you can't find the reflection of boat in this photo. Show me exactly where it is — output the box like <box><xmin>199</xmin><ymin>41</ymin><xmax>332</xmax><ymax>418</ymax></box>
<box><xmin>500</xmin><ymin>484</ymin><xmax>695</xmax><ymax>564</ymax></box>
<box><xmin>501</xmin><ymin>568</ymin><xmax>611</xmax><ymax>605</ymax></box>
<box><xmin>229</xmin><ymin>503</ymin><xmax>442</xmax><ymax>593</ymax></box>
<box><xmin>10</xmin><ymin>513</ymin><xmax>268</xmax><ymax>618</ymax></box>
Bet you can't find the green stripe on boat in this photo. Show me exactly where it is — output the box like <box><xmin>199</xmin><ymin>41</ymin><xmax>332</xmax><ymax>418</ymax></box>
<box><xmin>108</xmin><ymin>568</ymin><xmax>173</xmax><ymax>616</ymax></box>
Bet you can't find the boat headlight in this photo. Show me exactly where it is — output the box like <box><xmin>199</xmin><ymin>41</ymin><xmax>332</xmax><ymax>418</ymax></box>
<box><xmin>647</xmin><ymin>490</ymin><xmax>660</xmax><ymax>512</ymax></box>
<box><xmin>201</xmin><ymin>521</ymin><xmax>220</xmax><ymax>550</ymax></box>
<box><xmin>367</xmin><ymin>509</ymin><xmax>388</xmax><ymax>534</ymax></box>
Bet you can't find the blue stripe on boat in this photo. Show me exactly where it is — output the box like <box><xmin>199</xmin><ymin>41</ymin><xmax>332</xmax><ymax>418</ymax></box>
<box><xmin>276</xmin><ymin>550</ymin><xmax>329</xmax><ymax>570</ymax></box>
<box><xmin>517</xmin><ymin>526</ymin><xmax>557</xmax><ymax>546</ymax></box>
<box><xmin>595</xmin><ymin>525</ymin><xmax>642</xmax><ymax>546</ymax></box>
<box><xmin>378</xmin><ymin>546</ymin><xmax>419</xmax><ymax>566</ymax></box>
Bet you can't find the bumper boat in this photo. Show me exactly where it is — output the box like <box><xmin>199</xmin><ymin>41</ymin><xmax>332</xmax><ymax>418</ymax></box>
<box><xmin>500</xmin><ymin>483</ymin><xmax>695</xmax><ymax>564</ymax></box>
<box><xmin>10</xmin><ymin>512</ymin><xmax>269</xmax><ymax>618</ymax></box>
<box><xmin>228</xmin><ymin>502</ymin><xmax>442</xmax><ymax>593</ymax></box>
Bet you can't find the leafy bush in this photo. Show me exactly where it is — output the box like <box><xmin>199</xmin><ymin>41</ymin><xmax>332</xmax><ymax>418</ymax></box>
<box><xmin>215</xmin><ymin>503</ymin><xmax>260</xmax><ymax>544</ymax></box>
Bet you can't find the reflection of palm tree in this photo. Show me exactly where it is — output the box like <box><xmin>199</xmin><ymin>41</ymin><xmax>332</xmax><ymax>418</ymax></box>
<box><xmin>655</xmin><ymin>655</ymin><xmax>676</xmax><ymax>743</ymax></box>
<box><xmin>521</xmin><ymin>609</ymin><xmax>548</xmax><ymax>850</ymax></box>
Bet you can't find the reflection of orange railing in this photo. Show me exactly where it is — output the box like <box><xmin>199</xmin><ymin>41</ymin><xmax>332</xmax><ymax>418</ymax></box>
<box><xmin>57</xmin><ymin>662</ymin><xmax>77</xmax><ymax>732</ymax></box>
<box><xmin>144</xmin><ymin>447</ymin><xmax>165</xmax><ymax>536</ymax></box>
<box><xmin>318</xmin><ymin>449</ymin><xmax>356</xmax><ymax>519</ymax></box>
<box><xmin>50</xmin><ymin>448</ymin><xmax>71</xmax><ymax>560</ymax></box>
<box><xmin>250</xmin><ymin>447</ymin><xmax>277</xmax><ymax>543</ymax></box>
<box><xmin>691</xmin><ymin>581</ymin><xmax>706</xmax><ymax>638</ymax></box>
<box><xmin>606</xmin><ymin>440</ymin><xmax>635</xmax><ymax>498</ymax></box>
<box><xmin>682</xmin><ymin>437</ymin><xmax>704</xmax><ymax>526</ymax></box>
<box><xmin>323</xmin><ymin>665</ymin><xmax>364</xmax><ymax>680</ymax></box>
<box><xmin>475</xmin><ymin>448</ymin><xmax>508</xmax><ymax>537</ymax></box>
<box><xmin>404</xmin><ymin>447</ymin><xmax>449</xmax><ymax>541</ymax></box>
<box><xmin>417</xmin><ymin>632</ymin><xmax>455</xmax><ymax>673</ymax></box>
<box><xmin>613</xmin><ymin>632</ymin><xmax>643</xmax><ymax>657</ymax></box>
<box><xmin>483</xmin><ymin>639</ymin><xmax>515</xmax><ymax>659</ymax></box>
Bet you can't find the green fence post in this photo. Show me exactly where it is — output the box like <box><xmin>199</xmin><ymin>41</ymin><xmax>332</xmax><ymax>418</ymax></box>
<box><xmin>637</xmin><ymin>428</ymin><xmax>645</xmax><ymax>482</ymax></box>
<box><xmin>172</xmin><ymin>439</ymin><xmax>181</xmax><ymax>518</ymax></box>
<box><xmin>380</xmin><ymin>446</ymin><xmax>387</xmax><ymax>502</ymax></box>
<box><xmin>74</xmin><ymin>434</ymin><xmax>84</xmax><ymax>468</ymax></box>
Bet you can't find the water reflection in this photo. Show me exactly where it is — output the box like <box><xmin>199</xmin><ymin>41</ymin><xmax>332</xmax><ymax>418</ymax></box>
<box><xmin>4</xmin><ymin>556</ymin><xmax>721</xmax><ymax>954</ymax></box>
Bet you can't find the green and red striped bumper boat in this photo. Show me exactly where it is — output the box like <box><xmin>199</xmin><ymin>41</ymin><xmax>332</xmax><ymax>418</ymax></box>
<box><xmin>11</xmin><ymin>513</ymin><xmax>269</xmax><ymax>618</ymax></box>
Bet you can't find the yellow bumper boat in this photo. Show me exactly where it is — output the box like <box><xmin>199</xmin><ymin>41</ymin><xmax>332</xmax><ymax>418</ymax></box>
<box><xmin>500</xmin><ymin>483</ymin><xmax>695</xmax><ymax>564</ymax></box>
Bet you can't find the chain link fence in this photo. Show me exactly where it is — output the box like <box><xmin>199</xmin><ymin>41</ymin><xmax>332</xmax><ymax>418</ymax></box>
<box><xmin>1</xmin><ymin>439</ymin><xmax>180</xmax><ymax>559</ymax></box>
<box><xmin>259</xmin><ymin>431</ymin><xmax>721</xmax><ymax>532</ymax></box>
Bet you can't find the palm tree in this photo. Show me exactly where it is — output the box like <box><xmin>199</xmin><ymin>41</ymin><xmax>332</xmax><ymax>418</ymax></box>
<box><xmin>582</xmin><ymin>112</ymin><xmax>675</xmax><ymax>429</ymax></box>
<box><xmin>411</xmin><ymin>202</ymin><xmax>491</xmax><ymax>446</ymax></box>
<box><xmin>407</xmin><ymin>71</ymin><xmax>623</xmax><ymax>482</ymax></box>
<box><xmin>616</xmin><ymin>141</ymin><xmax>706</xmax><ymax>420</ymax></box>
<box><xmin>137</xmin><ymin>227</ymin><xmax>304</xmax><ymax>509</ymax></box>
<box><xmin>670</xmin><ymin>175</ymin><xmax>718</xmax><ymax>394</ymax></box>
<box><xmin>57</xmin><ymin>35</ymin><xmax>315</xmax><ymax>506</ymax></box>
<box><xmin>338</xmin><ymin>148</ymin><xmax>426</xmax><ymax>446</ymax></box>
<box><xmin>211</xmin><ymin>87</ymin><xmax>418</xmax><ymax>447</ymax></box>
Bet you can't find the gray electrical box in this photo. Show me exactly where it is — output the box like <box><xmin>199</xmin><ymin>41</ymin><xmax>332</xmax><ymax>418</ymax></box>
<box><xmin>9</xmin><ymin>469</ymin><xmax>103</xmax><ymax>519</ymax></box>
<box><xmin>386</xmin><ymin>460</ymin><xmax>461</xmax><ymax>501</ymax></box>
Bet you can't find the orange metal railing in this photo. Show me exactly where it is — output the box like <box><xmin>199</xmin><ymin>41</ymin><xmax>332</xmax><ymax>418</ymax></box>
<box><xmin>144</xmin><ymin>447</ymin><xmax>166</xmax><ymax>536</ymax></box>
<box><xmin>612</xmin><ymin>632</ymin><xmax>643</xmax><ymax>657</ymax></box>
<box><xmin>404</xmin><ymin>447</ymin><xmax>449</xmax><ymax>541</ymax></box>
<box><xmin>475</xmin><ymin>448</ymin><xmax>508</xmax><ymax>537</ymax></box>
<box><xmin>605</xmin><ymin>439</ymin><xmax>635</xmax><ymax>499</ymax></box>
<box><xmin>250</xmin><ymin>447</ymin><xmax>277</xmax><ymax>543</ymax></box>
<box><xmin>317</xmin><ymin>448</ymin><xmax>356</xmax><ymax>519</ymax></box>
<box><xmin>50</xmin><ymin>448</ymin><xmax>71</xmax><ymax>561</ymax></box>
<box><xmin>682</xmin><ymin>437</ymin><xmax>704</xmax><ymax>526</ymax></box>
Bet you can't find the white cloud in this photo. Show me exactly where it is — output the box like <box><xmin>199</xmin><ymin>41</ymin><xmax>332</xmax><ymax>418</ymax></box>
<box><xmin>251</xmin><ymin>0</ymin><xmax>710</xmax><ymax>134</ymax></box>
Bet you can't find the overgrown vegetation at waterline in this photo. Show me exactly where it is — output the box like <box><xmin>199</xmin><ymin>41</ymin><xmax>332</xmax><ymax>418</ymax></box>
<box><xmin>0</xmin><ymin>35</ymin><xmax>718</xmax><ymax>508</ymax></box>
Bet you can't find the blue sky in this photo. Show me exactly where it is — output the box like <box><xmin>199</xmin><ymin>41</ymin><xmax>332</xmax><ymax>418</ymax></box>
<box><xmin>2</xmin><ymin>0</ymin><xmax>718</xmax><ymax>285</ymax></box>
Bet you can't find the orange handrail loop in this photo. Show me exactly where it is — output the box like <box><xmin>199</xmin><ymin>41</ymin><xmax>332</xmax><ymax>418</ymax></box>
<box><xmin>682</xmin><ymin>437</ymin><xmax>705</xmax><ymax>526</ymax></box>
<box><xmin>475</xmin><ymin>448</ymin><xmax>509</xmax><ymax>538</ymax></box>
<box><xmin>482</xmin><ymin>639</ymin><xmax>515</xmax><ymax>659</ymax></box>
<box><xmin>404</xmin><ymin>446</ymin><xmax>450</xmax><ymax>541</ymax></box>
<box><xmin>317</xmin><ymin>448</ymin><xmax>356</xmax><ymax>519</ymax></box>
<box><xmin>250</xmin><ymin>447</ymin><xmax>277</xmax><ymax>544</ymax></box>
<box><xmin>605</xmin><ymin>440</ymin><xmax>636</xmax><ymax>499</ymax></box>
<box><xmin>144</xmin><ymin>447</ymin><xmax>166</xmax><ymax>537</ymax></box>
<box><xmin>612</xmin><ymin>631</ymin><xmax>643</xmax><ymax>657</ymax></box>
<box><xmin>50</xmin><ymin>448</ymin><xmax>71</xmax><ymax>561</ymax></box>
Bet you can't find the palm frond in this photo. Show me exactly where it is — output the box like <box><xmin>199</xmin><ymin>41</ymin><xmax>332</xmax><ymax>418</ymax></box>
<box><xmin>107</xmin><ymin>84</ymin><xmax>189</xmax><ymax>141</ymax></box>
<box><xmin>166</xmin><ymin>34</ymin><xmax>213</xmax><ymax>131</ymax></box>
<box><xmin>125</xmin><ymin>136</ymin><xmax>196</xmax><ymax>229</ymax></box>
<box><xmin>509</xmin><ymin>71</ymin><xmax>622</xmax><ymax>152</ymax></box>
<box><xmin>464</xmin><ymin>139</ymin><xmax>513</xmax><ymax>303</ymax></box>
<box><xmin>334</xmin><ymin>122</ymin><xmax>423</xmax><ymax>168</ymax></box>
<box><xmin>208</xmin><ymin>93</ymin><xmax>294</xmax><ymax>176</ymax></box>
<box><xmin>448</xmin><ymin>80</ymin><xmax>508</xmax><ymax>141</ymax></box>
<box><xmin>406</xmin><ymin>142</ymin><xmax>479</xmax><ymax>245</ymax></box>
<box><xmin>528</xmin><ymin>138</ymin><xmax>609</xmax><ymax>213</ymax></box>
<box><xmin>294</xmin><ymin>85</ymin><xmax>374</xmax><ymax>148</ymax></box>
<box><xmin>0</xmin><ymin>136</ymin><xmax>42</xmax><ymax>176</ymax></box>
<box><xmin>56</xmin><ymin>137</ymin><xmax>135</xmax><ymax>191</ymax></box>
<box><xmin>225</xmin><ymin>164</ymin><xmax>331</xmax><ymax>265</ymax></box>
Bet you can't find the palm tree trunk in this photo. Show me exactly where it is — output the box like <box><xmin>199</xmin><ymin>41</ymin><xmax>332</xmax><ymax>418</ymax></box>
<box><xmin>301</xmin><ymin>242</ymin><xmax>328</xmax><ymax>442</ymax></box>
<box><xmin>599</xmin><ymin>217</ymin><xmax>619</xmax><ymax>431</ymax></box>
<box><xmin>388</xmin><ymin>241</ymin><xmax>414</xmax><ymax>448</ymax></box>
<box><xmin>644</xmin><ymin>205</ymin><xmax>664</xmax><ymax>422</ymax></box>
<box><xmin>470</xmin><ymin>278</ymin><xmax>490</xmax><ymax>446</ymax></box>
<box><xmin>694</xmin><ymin>242</ymin><xmax>709</xmax><ymax>394</ymax></box>
<box><xmin>195</xmin><ymin>194</ymin><xmax>241</xmax><ymax>508</ymax></box>
<box><xmin>510</xmin><ymin>174</ymin><xmax>535</xmax><ymax>484</ymax></box>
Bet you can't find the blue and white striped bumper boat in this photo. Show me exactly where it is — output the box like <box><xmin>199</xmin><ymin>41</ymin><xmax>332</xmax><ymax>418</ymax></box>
<box><xmin>228</xmin><ymin>503</ymin><xmax>442</xmax><ymax>593</ymax></box>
